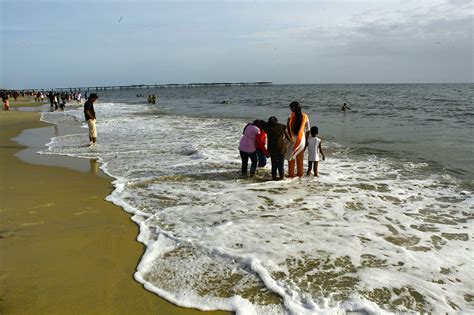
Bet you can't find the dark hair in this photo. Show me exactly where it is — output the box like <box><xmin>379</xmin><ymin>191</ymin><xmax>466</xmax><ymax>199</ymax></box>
<box><xmin>253</xmin><ymin>119</ymin><xmax>266</xmax><ymax>129</ymax></box>
<box><xmin>290</xmin><ymin>101</ymin><xmax>300</xmax><ymax>112</ymax></box>
<box><xmin>289</xmin><ymin>101</ymin><xmax>302</xmax><ymax>134</ymax></box>
<box><xmin>310</xmin><ymin>126</ymin><xmax>318</xmax><ymax>136</ymax></box>
<box><xmin>89</xmin><ymin>93</ymin><xmax>98</xmax><ymax>100</ymax></box>
<box><xmin>268</xmin><ymin>116</ymin><xmax>278</xmax><ymax>123</ymax></box>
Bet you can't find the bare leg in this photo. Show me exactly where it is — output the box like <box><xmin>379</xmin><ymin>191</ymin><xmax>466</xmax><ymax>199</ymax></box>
<box><xmin>314</xmin><ymin>161</ymin><xmax>319</xmax><ymax>176</ymax></box>
<box><xmin>296</xmin><ymin>152</ymin><xmax>304</xmax><ymax>177</ymax></box>
<box><xmin>288</xmin><ymin>159</ymin><xmax>295</xmax><ymax>178</ymax></box>
<box><xmin>306</xmin><ymin>161</ymin><xmax>313</xmax><ymax>176</ymax></box>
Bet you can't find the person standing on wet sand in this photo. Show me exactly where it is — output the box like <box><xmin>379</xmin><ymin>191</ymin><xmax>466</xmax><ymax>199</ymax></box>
<box><xmin>287</xmin><ymin>101</ymin><xmax>310</xmax><ymax>177</ymax></box>
<box><xmin>305</xmin><ymin>126</ymin><xmax>325</xmax><ymax>176</ymax></box>
<box><xmin>264</xmin><ymin>116</ymin><xmax>292</xmax><ymax>180</ymax></box>
<box><xmin>84</xmin><ymin>93</ymin><xmax>98</xmax><ymax>147</ymax></box>
<box><xmin>238</xmin><ymin>122</ymin><xmax>260</xmax><ymax>176</ymax></box>
<box><xmin>253</xmin><ymin>120</ymin><xmax>268</xmax><ymax>168</ymax></box>
<box><xmin>48</xmin><ymin>91</ymin><xmax>54</xmax><ymax>108</ymax></box>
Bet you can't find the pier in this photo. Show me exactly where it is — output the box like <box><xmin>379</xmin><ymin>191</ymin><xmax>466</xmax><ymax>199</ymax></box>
<box><xmin>54</xmin><ymin>81</ymin><xmax>272</xmax><ymax>92</ymax></box>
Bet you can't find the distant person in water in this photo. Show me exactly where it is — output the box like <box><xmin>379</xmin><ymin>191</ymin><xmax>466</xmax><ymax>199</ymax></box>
<box><xmin>305</xmin><ymin>126</ymin><xmax>325</xmax><ymax>176</ymax></box>
<box><xmin>287</xmin><ymin>101</ymin><xmax>310</xmax><ymax>177</ymax></box>
<box><xmin>151</xmin><ymin>95</ymin><xmax>156</xmax><ymax>104</ymax></box>
<box><xmin>264</xmin><ymin>116</ymin><xmax>292</xmax><ymax>180</ymax></box>
<box><xmin>84</xmin><ymin>93</ymin><xmax>99</xmax><ymax>147</ymax></box>
<box><xmin>238</xmin><ymin>121</ymin><xmax>261</xmax><ymax>176</ymax></box>
<box><xmin>341</xmin><ymin>103</ymin><xmax>351</xmax><ymax>112</ymax></box>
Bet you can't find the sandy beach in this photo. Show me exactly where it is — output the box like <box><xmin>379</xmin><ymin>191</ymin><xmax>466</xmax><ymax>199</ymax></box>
<box><xmin>0</xmin><ymin>102</ymin><xmax>228</xmax><ymax>314</ymax></box>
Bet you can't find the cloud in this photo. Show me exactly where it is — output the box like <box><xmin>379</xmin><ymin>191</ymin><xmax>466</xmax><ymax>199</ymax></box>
<box><xmin>448</xmin><ymin>0</ymin><xmax>472</xmax><ymax>5</ymax></box>
<box><xmin>333</xmin><ymin>1</ymin><xmax>473</xmax><ymax>56</ymax></box>
<box><xmin>2</xmin><ymin>0</ymin><xmax>473</xmax><ymax>87</ymax></box>
<box><xmin>242</xmin><ymin>1</ymin><xmax>473</xmax><ymax>56</ymax></box>
<box><xmin>235</xmin><ymin>0</ymin><xmax>473</xmax><ymax>83</ymax></box>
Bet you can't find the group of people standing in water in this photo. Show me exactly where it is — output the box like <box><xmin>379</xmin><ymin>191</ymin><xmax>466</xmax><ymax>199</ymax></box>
<box><xmin>239</xmin><ymin>101</ymin><xmax>325</xmax><ymax>180</ymax></box>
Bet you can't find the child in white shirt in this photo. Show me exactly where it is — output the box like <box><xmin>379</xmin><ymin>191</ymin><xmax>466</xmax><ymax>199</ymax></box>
<box><xmin>305</xmin><ymin>126</ymin><xmax>325</xmax><ymax>176</ymax></box>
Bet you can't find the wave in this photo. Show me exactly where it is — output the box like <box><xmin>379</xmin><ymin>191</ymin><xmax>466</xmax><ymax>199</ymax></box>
<box><xmin>39</xmin><ymin>102</ymin><xmax>474</xmax><ymax>314</ymax></box>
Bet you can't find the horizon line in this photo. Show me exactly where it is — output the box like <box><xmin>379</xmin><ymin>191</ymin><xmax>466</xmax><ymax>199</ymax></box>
<box><xmin>2</xmin><ymin>81</ymin><xmax>473</xmax><ymax>91</ymax></box>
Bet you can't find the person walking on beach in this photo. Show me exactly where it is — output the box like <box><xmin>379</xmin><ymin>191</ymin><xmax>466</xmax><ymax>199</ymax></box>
<box><xmin>53</xmin><ymin>93</ymin><xmax>59</xmax><ymax>111</ymax></box>
<box><xmin>305</xmin><ymin>126</ymin><xmax>325</xmax><ymax>176</ymax></box>
<box><xmin>238</xmin><ymin>121</ymin><xmax>261</xmax><ymax>176</ymax></box>
<box><xmin>59</xmin><ymin>94</ymin><xmax>66</xmax><ymax>111</ymax></box>
<box><xmin>287</xmin><ymin>101</ymin><xmax>310</xmax><ymax>177</ymax></box>
<box><xmin>264</xmin><ymin>116</ymin><xmax>292</xmax><ymax>180</ymax></box>
<box><xmin>3</xmin><ymin>95</ymin><xmax>10</xmax><ymax>111</ymax></box>
<box><xmin>48</xmin><ymin>91</ymin><xmax>54</xmax><ymax>108</ymax></box>
<box><xmin>84</xmin><ymin>93</ymin><xmax>98</xmax><ymax>147</ymax></box>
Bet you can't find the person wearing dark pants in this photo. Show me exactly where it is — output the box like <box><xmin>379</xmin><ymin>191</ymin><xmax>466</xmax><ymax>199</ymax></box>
<box><xmin>270</xmin><ymin>153</ymin><xmax>285</xmax><ymax>180</ymax></box>
<box><xmin>240</xmin><ymin>151</ymin><xmax>258</xmax><ymax>176</ymax></box>
<box><xmin>264</xmin><ymin>116</ymin><xmax>292</xmax><ymax>180</ymax></box>
<box><xmin>238</xmin><ymin>122</ymin><xmax>261</xmax><ymax>176</ymax></box>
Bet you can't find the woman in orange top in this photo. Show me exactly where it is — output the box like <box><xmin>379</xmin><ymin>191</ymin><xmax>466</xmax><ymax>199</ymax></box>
<box><xmin>287</xmin><ymin>101</ymin><xmax>310</xmax><ymax>177</ymax></box>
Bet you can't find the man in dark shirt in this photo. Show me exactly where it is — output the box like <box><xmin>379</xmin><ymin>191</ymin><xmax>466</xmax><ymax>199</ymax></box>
<box><xmin>264</xmin><ymin>116</ymin><xmax>292</xmax><ymax>180</ymax></box>
<box><xmin>84</xmin><ymin>93</ymin><xmax>98</xmax><ymax>146</ymax></box>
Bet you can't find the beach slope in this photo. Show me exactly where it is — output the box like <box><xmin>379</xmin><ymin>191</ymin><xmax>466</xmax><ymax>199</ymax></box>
<box><xmin>0</xmin><ymin>111</ymin><xmax>227</xmax><ymax>314</ymax></box>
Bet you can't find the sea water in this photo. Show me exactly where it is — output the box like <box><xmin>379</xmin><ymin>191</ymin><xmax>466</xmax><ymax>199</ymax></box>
<box><xmin>39</xmin><ymin>84</ymin><xmax>473</xmax><ymax>314</ymax></box>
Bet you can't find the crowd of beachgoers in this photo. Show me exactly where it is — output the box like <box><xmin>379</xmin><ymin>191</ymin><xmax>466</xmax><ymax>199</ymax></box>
<box><xmin>1</xmin><ymin>89</ymin><xmax>87</xmax><ymax>111</ymax></box>
<box><xmin>1</xmin><ymin>89</ymin><xmax>327</xmax><ymax>180</ymax></box>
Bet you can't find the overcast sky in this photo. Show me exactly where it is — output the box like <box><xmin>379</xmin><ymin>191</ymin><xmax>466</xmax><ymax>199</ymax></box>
<box><xmin>1</xmin><ymin>0</ymin><xmax>472</xmax><ymax>89</ymax></box>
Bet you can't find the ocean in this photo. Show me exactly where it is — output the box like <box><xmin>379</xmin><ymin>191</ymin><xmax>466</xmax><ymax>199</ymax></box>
<box><xmin>39</xmin><ymin>84</ymin><xmax>473</xmax><ymax>314</ymax></box>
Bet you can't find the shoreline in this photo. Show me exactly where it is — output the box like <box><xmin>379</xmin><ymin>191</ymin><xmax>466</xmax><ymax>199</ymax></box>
<box><xmin>0</xmin><ymin>105</ymin><xmax>228</xmax><ymax>314</ymax></box>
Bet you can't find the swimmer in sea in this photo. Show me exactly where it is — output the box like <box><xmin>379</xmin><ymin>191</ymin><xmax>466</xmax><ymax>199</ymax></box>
<box><xmin>341</xmin><ymin>103</ymin><xmax>351</xmax><ymax>112</ymax></box>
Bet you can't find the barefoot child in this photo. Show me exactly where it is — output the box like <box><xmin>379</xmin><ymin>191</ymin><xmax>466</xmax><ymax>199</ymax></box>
<box><xmin>305</xmin><ymin>126</ymin><xmax>325</xmax><ymax>176</ymax></box>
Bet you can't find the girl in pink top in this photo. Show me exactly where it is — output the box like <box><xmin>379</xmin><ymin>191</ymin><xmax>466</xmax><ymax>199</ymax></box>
<box><xmin>238</xmin><ymin>122</ymin><xmax>260</xmax><ymax>176</ymax></box>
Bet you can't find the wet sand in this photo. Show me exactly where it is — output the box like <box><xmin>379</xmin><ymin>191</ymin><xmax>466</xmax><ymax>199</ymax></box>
<box><xmin>0</xmin><ymin>108</ymin><xmax>228</xmax><ymax>314</ymax></box>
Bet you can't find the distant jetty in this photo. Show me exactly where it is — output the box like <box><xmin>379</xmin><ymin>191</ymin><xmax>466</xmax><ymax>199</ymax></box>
<box><xmin>54</xmin><ymin>82</ymin><xmax>272</xmax><ymax>92</ymax></box>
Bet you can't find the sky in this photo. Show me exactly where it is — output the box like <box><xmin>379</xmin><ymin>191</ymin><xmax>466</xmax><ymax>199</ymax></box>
<box><xmin>1</xmin><ymin>0</ymin><xmax>473</xmax><ymax>89</ymax></box>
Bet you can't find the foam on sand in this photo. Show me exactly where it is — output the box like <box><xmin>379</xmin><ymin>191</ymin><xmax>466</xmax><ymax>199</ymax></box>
<box><xmin>39</xmin><ymin>102</ymin><xmax>473</xmax><ymax>314</ymax></box>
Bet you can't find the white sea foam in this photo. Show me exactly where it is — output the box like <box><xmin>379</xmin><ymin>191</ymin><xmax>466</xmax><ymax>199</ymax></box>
<box><xmin>39</xmin><ymin>103</ymin><xmax>474</xmax><ymax>314</ymax></box>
